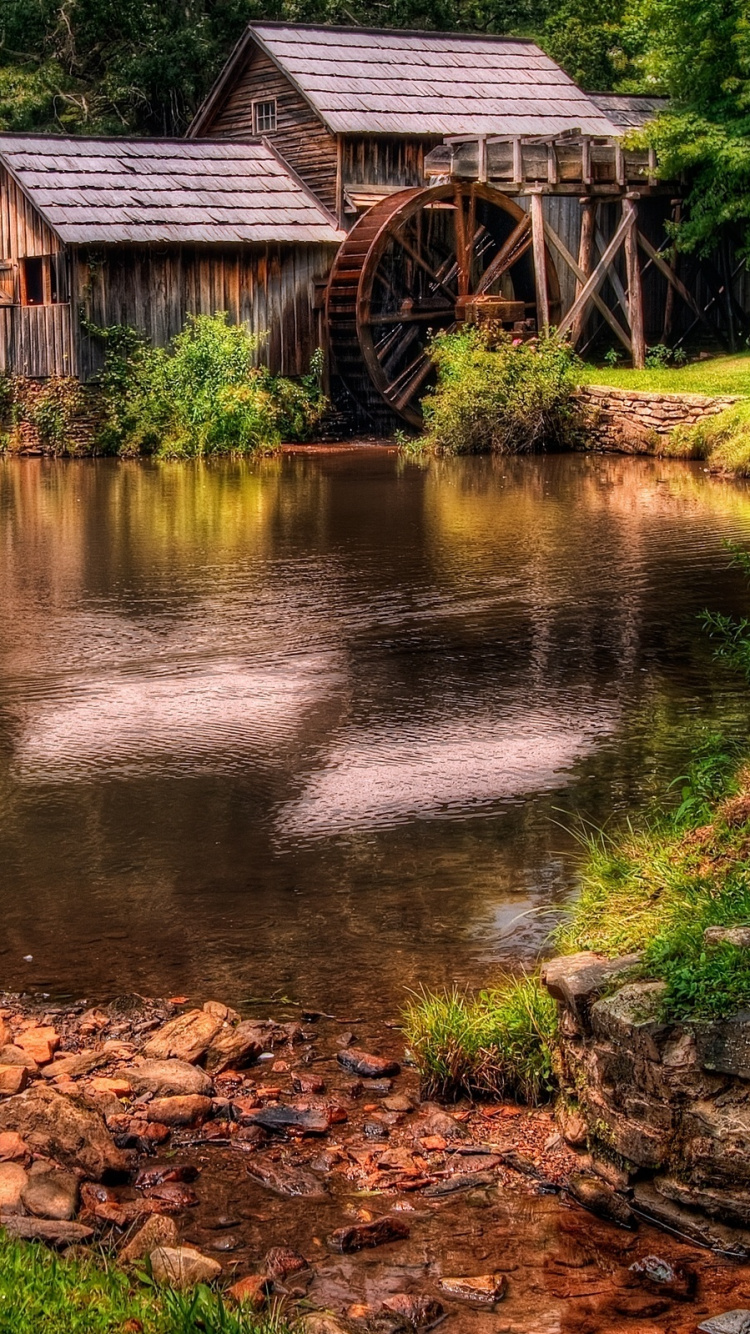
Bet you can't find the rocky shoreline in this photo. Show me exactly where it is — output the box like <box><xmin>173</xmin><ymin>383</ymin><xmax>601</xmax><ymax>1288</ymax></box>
<box><xmin>1</xmin><ymin>990</ymin><xmax>749</xmax><ymax>1333</ymax></box>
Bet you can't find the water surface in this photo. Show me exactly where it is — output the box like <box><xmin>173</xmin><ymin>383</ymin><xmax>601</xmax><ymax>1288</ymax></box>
<box><xmin>2</xmin><ymin>449</ymin><xmax>750</xmax><ymax>1013</ymax></box>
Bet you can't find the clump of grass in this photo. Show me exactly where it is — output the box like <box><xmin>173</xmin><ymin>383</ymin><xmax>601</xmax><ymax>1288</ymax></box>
<box><xmin>403</xmin><ymin>975</ymin><xmax>558</xmax><ymax>1103</ymax></box>
<box><xmin>0</xmin><ymin>1234</ymin><xmax>291</xmax><ymax>1334</ymax></box>
<box><xmin>665</xmin><ymin>399</ymin><xmax>750</xmax><ymax>475</ymax></box>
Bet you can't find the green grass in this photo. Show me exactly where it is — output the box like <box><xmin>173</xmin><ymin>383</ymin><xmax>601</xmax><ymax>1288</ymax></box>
<box><xmin>578</xmin><ymin>351</ymin><xmax>750</xmax><ymax>397</ymax></box>
<box><xmin>663</xmin><ymin>399</ymin><xmax>750</xmax><ymax>476</ymax></box>
<box><xmin>0</xmin><ymin>1235</ymin><xmax>290</xmax><ymax>1334</ymax></box>
<box><xmin>556</xmin><ymin>739</ymin><xmax>750</xmax><ymax>1021</ymax></box>
<box><xmin>402</xmin><ymin>975</ymin><xmax>558</xmax><ymax>1103</ymax></box>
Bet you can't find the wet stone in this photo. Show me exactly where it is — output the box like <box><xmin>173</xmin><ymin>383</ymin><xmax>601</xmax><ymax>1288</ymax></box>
<box><xmin>246</xmin><ymin>1105</ymin><xmax>331</xmax><ymax>1135</ymax></box>
<box><xmin>0</xmin><ymin>1086</ymin><xmax>126</xmax><ymax>1178</ymax></box>
<box><xmin>416</xmin><ymin>1105</ymin><xmax>468</xmax><ymax>1141</ymax></box>
<box><xmin>364</xmin><ymin>1120</ymin><xmax>390</xmax><ymax>1140</ymax></box>
<box><xmin>569</xmin><ymin>1173</ymin><xmax>637</xmax><ymax>1228</ymax></box>
<box><xmin>146</xmin><ymin>1094</ymin><xmax>212</xmax><ymax>1126</ymax></box>
<box><xmin>327</xmin><ymin>1215</ymin><xmax>410</xmax><ymax>1253</ymax></box>
<box><xmin>206</xmin><ymin>1022</ymin><xmax>264</xmax><ymax>1076</ymax></box>
<box><xmin>208</xmin><ymin>1233</ymin><xmax>240</xmax><ymax>1252</ymax></box>
<box><xmin>263</xmin><ymin>1246</ymin><xmax>310</xmax><ymax>1281</ymax></box>
<box><xmin>438</xmin><ymin>1274</ymin><xmax>507</xmax><ymax>1306</ymax></box>
<box><xmin>698</xmin><ymin>1315</ymin><xmax>750</xmax><ymax>1334</ymax></box>
<box><xmin>129</xmin><ymin>1059</ymin><xmax>212</xmax><ymax>1098</ymax></box>
<box><xmin>629</xmin><ymin>1254</ymin><xmax>696</xmax><ymax>1300</ymax></box>
<box><xmin>382</xmin><ymin>1295</ymin><xmax>444</xmax><ymax>1329</ymax></box>
<box><xmin>248</xmin><ymin>1158</ymin><xmax>328</xmax><ymax>1198</ymax></box>
<box><xmin>337</xmin><ymin>1050</ymin><xmax>401</xmax><ymax>1079</ymax></box>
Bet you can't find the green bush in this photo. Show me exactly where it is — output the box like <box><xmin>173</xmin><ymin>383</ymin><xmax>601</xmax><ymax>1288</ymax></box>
<box><xmin>93</xmin><ymin>313</ymin><xmax>326</xmax><ymax>458</ymax></box>
<box><xmin>418</xmin><ymin>327</ymin><xmax>581</xmax><ymax>456</ymax></box>
<box><xmin>403</xmin><ymin>975</ymin><xmax>558</xmax><ymax>1103</ymax></box>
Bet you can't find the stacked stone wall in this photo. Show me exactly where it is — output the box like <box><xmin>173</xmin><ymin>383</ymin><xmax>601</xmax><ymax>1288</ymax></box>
<box><xmin>1</xmin><ymin>377</ymin><xmax>103</xmax><ymax>455</ymax></box>
<box><xmin>575</xmin><ymin>386</ymin><xmax>742</xmax><ymax>454</ymax></box>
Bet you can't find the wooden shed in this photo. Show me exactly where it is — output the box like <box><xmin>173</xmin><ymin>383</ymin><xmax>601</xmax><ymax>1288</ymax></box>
<box><xmin>0</xmin><ymin>135</ymin><xmax>344</xmax><ymax>379</ymax></box>
<box><xmin>188</xmin><ymin>23</ymin><xmax>619</xmax><ymax>226</ymax></box>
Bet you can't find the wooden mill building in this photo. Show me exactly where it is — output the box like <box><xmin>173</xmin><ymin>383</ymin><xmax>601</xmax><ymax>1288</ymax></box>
<box><xmin>0</xmin><ymin>22</ymin><xmax>743</xmax><ymax>426</ymax></box>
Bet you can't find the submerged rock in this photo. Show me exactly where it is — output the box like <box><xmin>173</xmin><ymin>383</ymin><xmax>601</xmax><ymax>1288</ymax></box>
<box><xmin>337</xmin><ymin>1050</ymin><xmax>401</xmax><ymax>1079</ymax></box>
<box><xmin>246</xmin><ymin>1104</ymin><xmax>331</xmax><ymax>1135</ymax></box>
<box><xmin>382</xmin><ymin>1294</ymin><xmax>444</xmax><ymax>1328</ymax></box>
<box><xmin>569</xmin><ymin>1172</ymin><xmax>636</xmax><ymax>1227</ymax></box>
<box><xmin>438</xmin><ymin>1274</ymin><xmax>506</xmax><ymax>1306</ymax></box>
<box><xmin>327</xmin><ymin>1216</ymin><xmax>410</xmax><ymax>1253</ymax></box>
<box><xmin>629</xmin><ymin>1254</ymin><xmax>695</xmax><ymax>1300</ymax></box>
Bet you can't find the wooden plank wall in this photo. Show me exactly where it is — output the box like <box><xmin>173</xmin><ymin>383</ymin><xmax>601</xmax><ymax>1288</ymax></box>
<box><xmin>0</xmin><ymin>164</ymin><xmax>75</xmax><ymax>376</ymax></box>
<box><xmin>203</xmin><ymin>48</ymin><xmax>339</xmax><ymax>213</ymax></box>
<box><xmin>73</xmin><ymin>242</ymin><xmax>339</xmax><ymax>380</ymax></box>
<box><xmin>0</xmin><ymin>165</ymin><xmax>62</xmax><ymax>261</ymax></box>
<box><xmin>341</xmin><ymin>136</ymin><xmax>439</xmax><ymax>190</ymax></box>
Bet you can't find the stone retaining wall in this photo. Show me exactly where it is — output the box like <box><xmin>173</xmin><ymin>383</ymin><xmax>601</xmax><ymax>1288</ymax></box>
<box><xmin>542</xmin><ymin>951</ymin><xmax>750</xmax><ymax>1254</ymax></box>
<box><xmin>575</xmin><ymin>386</ymin><xmax>742</xmax><ymax>454</ymax></box>
<box><xmin>1</xmin><ymin>377</ymin><xmax>103</xmax><ymax>455</ymax></box>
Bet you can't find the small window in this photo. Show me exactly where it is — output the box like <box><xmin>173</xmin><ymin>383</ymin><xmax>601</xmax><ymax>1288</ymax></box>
<box><xmin>253</xmin><ymin>99</ymin><xmax>277</xmax><ymax>134</ymax></box>
<box><xmin>20</xmin><ymin>255</ymin><xmax>67</xmax><ymax>306</ymax></box>
<box><xmin>22</xmin><ymin>256</ymin><xmax>46</xmax><ymax>306</ymax></box>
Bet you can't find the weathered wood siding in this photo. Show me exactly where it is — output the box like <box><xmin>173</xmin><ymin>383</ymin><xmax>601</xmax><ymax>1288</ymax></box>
<box><xmin>72</xmin><ymin>243</ymin><xmax>338</xmax><ymax>380</ymax></box>
<box><xmin>202</xmin><ymin>48</ymin><xmax>339</xmax><ymax>213</ymax></box>
<box><xmin>341</xmin><ymin>136</ymin><xmax>439</xmax><ymax>191</ymax></box>
<box><xmin>0</xmin><ymin>163</ymin><xmax>74</xmax><ymax>376</ymax></box>
<box><xmin>0</xmin><ymin>164</ymin><xmax>62</xmax><ymax>261</ymax></box>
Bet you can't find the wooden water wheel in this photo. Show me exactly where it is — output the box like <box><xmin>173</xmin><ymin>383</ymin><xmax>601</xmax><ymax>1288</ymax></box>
<box><xmin>326</xmin><ymin>182</ymin><xmax>561</xmax><ymax>428</ymax></box>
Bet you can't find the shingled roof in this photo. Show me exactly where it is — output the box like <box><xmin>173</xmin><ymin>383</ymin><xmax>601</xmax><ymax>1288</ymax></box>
<box><xmin>194</xmin><ymin>23</ymin><xmax>619</xmax><ymax>139</ymax></box>
<box><xmin>589</xmin><ymin>93</ymin><xmax>667</xmax><ymax>129</ymax></box>
<box><xmin>0</xmin><ymin>135</ymin><xmax>344</xmax><ymax>245</ymax></box>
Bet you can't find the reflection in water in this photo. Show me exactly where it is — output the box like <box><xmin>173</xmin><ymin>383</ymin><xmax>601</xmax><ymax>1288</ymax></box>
<box><xmin>2</xmin><ymin>451</ymin><xmax>750</xmax><ymax>1013</ymax></box>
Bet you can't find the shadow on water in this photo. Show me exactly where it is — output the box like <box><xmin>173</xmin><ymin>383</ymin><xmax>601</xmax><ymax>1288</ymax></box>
<box><xmin>2</xmin><ymin>449</ymin><xmax>750</xmax><ymax>1012</ymax></box>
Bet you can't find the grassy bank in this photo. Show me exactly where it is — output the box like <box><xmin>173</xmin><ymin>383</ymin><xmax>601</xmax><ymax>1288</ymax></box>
<box><xmin>0</xmin><ymin>1234</ymin><xmax>287</xmax><ymax>1334</ymax></box>
<box><xmin>578</xmin><ymin>351</ymin><xmax>750</xmax><ymax>397</ymax></box>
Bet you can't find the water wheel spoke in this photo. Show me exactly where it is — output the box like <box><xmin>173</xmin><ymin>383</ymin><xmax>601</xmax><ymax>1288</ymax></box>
<box><xmin>475</xmin><ymin>215</ymin><xmax>532</xmax><ymax>296</ymax></box>
<box><xmin>368</xmin><ymin>301</ymin><xmax>455</xmax><ymax>326</ymax></box>
<box><xmin>380</xmin><ymin>324</ymin><xmax>422</xmax><ymax>378</ymax></box>
<box><xmin>392</xmin><ymin>230</ymin><xmax>458</xmax><ymax>302</ymax></box>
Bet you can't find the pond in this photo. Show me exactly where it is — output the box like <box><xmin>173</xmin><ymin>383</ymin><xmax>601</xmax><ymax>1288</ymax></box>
<box><xmin>2</xmin><ymin>448</ymin><xmax>750</xmax><ymax>1015</ymax></box>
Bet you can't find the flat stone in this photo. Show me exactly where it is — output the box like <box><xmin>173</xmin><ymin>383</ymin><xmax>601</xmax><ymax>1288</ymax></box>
<box><xmin>246</xmin><ymin>1104</ymin><xmax>331</xmax><ymax>1135</ymax></box>
<box><xmin>203</xmin><ymin>1001</ymin><xmax>239</xmax><ymax>1023</ymax></box>
<box><xmin>0</xmin><ymin>1086</ymin><xmax>126</xmax><ymax>1178</ymax></box>
<box><xmin>247</xmin><ymin>1159</ymin><xmax>327</xmax><ymax>1198</ymax></box>
<box><xmin>150</xmin><ymin>1245</ymin><xmax>222</xmax><ymax>1289</ymax></box>
<box><xmin>569</xmin><ymin>1172</ymin><xmax>636</xmax><ymax>1228</ymax></box>
<box><xmin>22</xmin><ymin>1171</ymin><xmax>79</xmax><ymax>1221</ymax></box>
<box><xmin>146</xmin><ymin>1095</ymin><xmax>212</xmax><ymax>1126</ymax></box>
<box><xmin>205</xmin><ymin>1022</ymin><xmax>263</xmax><ymax>1075</ymax></box>
<box><xmin>698</xmin><ymin>1314</ymin><xmax>750</xmax><ymax>1334</ymax></box>
<box><xmin>695</xmin><ymin>1012</ymin><xmax>750</xmax><ymax>1080</ymax></box>
<box><xmin>541</xmin><ymin>953</ymin><xmax>642</xmax><ymax>1024</ymax></box>
<box><xmin>0</xmin><ymin>1045</ymin><xmax>38</xmax><ymax>1073</ymax></box>
<box><xmin>438</xmin><ymin>1274</ymin><xmax>506</xmax><ymax>1306</ymax></box>
<box><xmin>382</xmin><ymin>1095</ymin><xmax>413</xmax><ymax>1113</ymax></box>
<box><xmin>327</xmin><ymin>1216</ymin><xmax>410</xmax><ymax>1253</ymax></box>
<box><xmin>424</xmin><ymin>1171</ymin><xmax>495</xmax><ymax>1197</ymax></box>
<box><xmin>337</xmin><ymin>1049</ymin><xmax>401</xmax><ymax>1079</ymax></box>
<box><xmin>416</xmin><ymin>1104</ymin><xmax>469</xmax><ymax>1141</ymax></box>
<box><xmin>0</xmin><ymin>1214</ymin><xmax>94</xmax><ymax>1245</ymax></box>
<box><xmin>633</xmin><ymin>1182</ymin><xmax>750</xmax><ymax>1259</ymax></box>
<box><xmin>0</xmin><ymin>1066</ymin><xmax>27</xmax><ymax>1097</ymax></box>
<box><xmin>0</xmin><ymin>1161</ymin><xmax>28</xmax><ymax>1213</ymax></box>
<box><xmin>589</xmin><ymin>982</ymin><xmax>669</xmax><ymax>1059</ymax></box>
<box><xmin>680</xmin><ymin>1088</ymin><xmax>750</xmax><ymax>1185</ymax></box>
<box><xmin>15</xmin><ymin>1027</ymin><xmax>59</xmax><ymax>1067</ymax></box>
<box><xmin>129</xmin><ymin>1059</ymin><xmax>212</xmax><ymax>1097</ymax></box>
<box><xmin>42</xmin><ymin>1051</ymin><xmax>104</xmax><ymax>1081</ymax></box>
<box><xmin>227</xmin><ymin>1274</ymin><xmax>270</xmax><ymax>1308</ymax></box>
<box><xmin>263</xmin><ymin>1246</ymin><xmax>309</xmax><ymax>1282</ymax></box>
<box><xmin>141</xmin><ymin>1010</ymin><xmax>222</xmax><ymax>1064</ymax></box>
<box><xmin>119</xmin><ymin>1214</ymin><xmax>179</xmax><ymax>1262</ymax></box>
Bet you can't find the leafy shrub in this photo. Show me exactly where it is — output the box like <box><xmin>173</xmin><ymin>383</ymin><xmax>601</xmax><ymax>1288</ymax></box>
<box><xmin>0</xmin><ymin>376</ymin><xmax>93</xmax><ymax>455</ymax></box>
<box><xmin>403</xmin><ymin>975</ymin><xmax>558</xmax><ymax>1103</ymax></box>
<box><xmin>93</xmin><ymin>313</ymin><xmax>327</xmax><ymax>458</ymax></box>
<box><xmin>419</xmin><ymin>327</ymin><xmax>581</xmax><ymax>456</ymax></box>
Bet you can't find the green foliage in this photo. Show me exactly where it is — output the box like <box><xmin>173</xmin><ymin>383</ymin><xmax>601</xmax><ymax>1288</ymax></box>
<box><xmin>666</xmin><ymin>399</ymin><xmax>750</xmax><ymax>474</ymax></box>
<box><xmin>402</xmin><ymin>975</ymin><xmax>558</xmax><ymax>1103</ymax></box>
<box><xmin>0</xmin><ymin>1233</ymin><xmax>292</xmax><ymax>1333</ymax></box>
<box><xmin>420</xmin><ymin>327</ymin><xmax>581</xmax><ymax>455</ymax></box>
<box><xmin>644</xmin><ymin>343</ymin><xmax>688</xmax><ymax>369</ymax></box>
<box><xmin>543</xmin><ymin>0</ymin><xmax>633</xmax><ymax>93</ymax></box>
<box><xmin>93</xmin><ymin>313</ymin><xmax>326</xmax><ymax>457</ymax></box>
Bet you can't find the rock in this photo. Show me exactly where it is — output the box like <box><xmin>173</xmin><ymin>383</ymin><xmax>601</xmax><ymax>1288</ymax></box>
<box><xmin>0</xmin><ymin>1215</ymin><xmax>94</xmax><ymax>1245</ymax></box>
<box><xmin>0</xmin><ymin>1086</ymin><xmax>127</xmax><ymax>1178</ymax></box>
<box><xmin>134</xmin><ymin>1164</ymin><xmax>199</xmax><ymax>1190</ymax></box>
<box><xmin>246</xmin><ymin>1105</ymin><xmax>331</xmax><ymax>1135</ymax></box>
<box><xmin>0</xmin><ymin>1066</ymin><xmax>27</xmax><ymax>1097</ymax></box>
<box><xmin>149</xmin><ymin>1245</ymin><xmax>222</xmax><ymax>1289</ymax></box>
<box><xmin>22</xmin><ymin>1171</ymin><xmax>79</xmax><ymax>1221</ymax></box>
<box><xmin>129</xmin><ymin>1059</ymin><xmax>212</xmax><ymax>1098</ymax></box>
<box><xmin>227</xmin><ymin>1274</ymin><xmax>271</xmax><ymax>1308</ymax></box>
<box><xmin>679</xmin><ymin>1087</ymin><xmax>750</xmax><ymax>1184</ymax></box>
<box><xmin>15</xmin><ymin>1027</ymin><xmax>59</xmax><ymax>1066</ymax></box>
<box><xmin>248</xmin><ymin>1159</ymin><xmax>327</xmax><ymax>1198</ymax></box>
<box><xmin>142</xmin><ymin>1011</ymin><xmax>222</xmax><ymax>1064</ymax></box>
<box><xmin>612</xmin><ymin>1291</ymin><xmax>670</xmax><ymax>1318</ymax></box>
<box><xmin>206</xmin><ymin>1022</ymin><xmax>263</xmax><ymax>1075</ymax></box>
<box><xmin>263</xmin><ymin>1246</ymin><xmax>310</xmax><ymax>1282</ymax></box>
<box><xmin>629</xmin><ymin>1254</ymin><xmax>695</xmax><ymax>1300</ymax></box>
<box><xmin>140</xmin><ymin>1182</ymin><xmax>199</xmax><ymax>1211</ymax></box>
<box><xmin>203</xmin><ymin>1000</ymin><xmax>239</xmax><ymax>1023</ymax></box>
<box><xmin>119</xmin><ymin>1214</ymin><xmax>179</xmax><ymax>1262</ymax></box>
<box><xmin>654</xmin><ymin>1175</ymin><xmax>750</xmax><ymax>1229</ymax></box>
<box><xmin>327</xmin><ymin>1216</ymin><xmax>410</xmax><ymax>1253</ymax></box>
<box><xmin>438</xmin><ymin>1274</ymin><xmax>506</xmax><ymax>1306</ymax></box>
<box><xmin>704</xmin><ymin>927</ymin><xmax>750</xmax><ymax>948</ymax></box>
<box><xmin>0</xmin><ymin>1021</ymin><xmax>10</xmax><ymax>1048</ymax></box>
<box><xmin>558</xmin><ymin>1104</ymin><xmax>587</xmax><ymax>1147</ymax></box>
<box><xmin>337</xmin><ymin>1050</ymin><xmax>401</xmax><ymax>1079</ymax></box>
<box><xmin>89</xmin><ymin>1076</ymin><xmax>132</xmax><ymax>1097</ymax></box>
<box><xmin>633</xmin><ymin>1182</ymin><xmax>750</xmax><ymax>1259</ymax></box>
<box><xmin>299</xmin><ymin>1315</ymin><xmax>352</xmax><ymax>1334</ymax></box>
<box><xmin>42</xmin><ymin>1051</ymin><xmax>104</xmax><ymax>1081</ymax></box>
<box><xmin>589</xmin><ymin>982</ymin><xmax>669</xmax><ymax>1059</ymax></box>
<box><xmin>146</xmin><ymin>1095</ymin><xmax>212</xmax><ymax>1126</ymax></box>
<box><xmin>0</xmin><ymin>1161</ymin><xmax>28</xmax><ymax>1213</ymax></box>
<box><xmin>424</xmin><ymin>1171</ymin><xmax>495</xmax><ymax>1197</ymax></box>
<box><xmin>698</xmin><ymin>1315</ymin><xmax>750</xmax><ymax>1334</ymax></box>
<box><xmin>382</xmin><ymin>1295</ymin><xmax>444</xmax><ymax>1328</ymax></box>
<box><xmin>695</xmin><ymin>1011</ymin><xmax>750</xmax><ymax>1081</ymax></box>
<box><xmin>382</xmin><ymin>1096</ymin><xmax>413</xmax><ymax>1113</ymax></box>
<box><xmin>364</xmin><ymin>1120</ymin><xmax>389</xmax><ymax>1140</ymax></box>
<box><xmin>568</xmin><ymin>1173</ymin><xmax>636</xmax><ymax>1228</ymax></box>
<box><xmin>0</xmin><ymin>1132</ymin><xmax>27</xmax><ymax>1162</ymax></box>
<box><xmin>415</xmin><ymin>1105</ymin><xmax>468</xmax><ymax>1141</ymax></box>
<box><xmin>541</xmin><ymin>953</ymin><xmax>642</xmax><ymax>1025</ymax></box>
<box><xmin>0</xmin><ymin>1045</ymin><xmax>39</xmax><ymax>1073</ymax></box>
<box><xmin>292</xmin><ymin>1074</ymin><xmax>325</xmax><ymax>1095</ymax></box>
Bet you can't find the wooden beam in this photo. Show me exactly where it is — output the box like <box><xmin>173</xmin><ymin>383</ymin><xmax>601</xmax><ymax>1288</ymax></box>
<box><xmin>475</xmin><ymin>214</ymin><xmax>531</xmax><ymax>295</ymax></box>
<box><xmin>571</xmin><ymin>199</ymin><xmax>595</xmax><ymax>345</ymax></box>
<box><xmin>512</xmin><ymin>138</ymin><xmax>523</xmax><ymax>184</ymax></box>
<box><xmin>477</xmin><ymin>136</ymin><xmax>487</xmax><ymax>183</ymax></box>
<box><xmin>558</xmin><ymin>210</ymin><xmax>632</xmax><ymax>337</ymax></box>
<box><xmin>595</xmin><ymin>226</ymin><xmax>629</xmax><ymax>319</ymax></box>
<box><xmin>543</xmin><ymin>216</ymin><xmax>632</xmax><ymax>353</ymax></box>
<box><xmin>623</xmin><ymin>196</ymin><xmax>646</xmax><ymax>369</ymax></box>
<box><xmin>530</xmin><ymin>192</ymin><xmax>550</xmax><ymax>331</ymax></box>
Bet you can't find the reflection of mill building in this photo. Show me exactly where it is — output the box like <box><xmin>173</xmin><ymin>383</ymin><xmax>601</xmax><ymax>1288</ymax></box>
<box><xmin>0</xmin><ymin>24</ymin><xmax>745</xmax><ymax>428</ymax></box>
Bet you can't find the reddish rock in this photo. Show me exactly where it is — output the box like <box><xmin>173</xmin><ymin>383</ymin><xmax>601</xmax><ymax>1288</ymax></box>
<box><xmin>228</xmin><ymin>1274</ymin><xmax>271</xmax><ymax>1308</ymax></box>
<box><xmin>141</xmin><ymin>1182</ymin><xmax>199</xmax><ymax>1211</ymax></box>
<box><xmin>42</xmin><ymin>1051</ymin><xmax>104</xmax><ymax>1081</ymax></box>
<box><xmin>129</xmin><ymin>1059</ymin><xmax>211</xmax><ymax>1098</ymax></box>
<box><xmin>0</xmin><ymin>1065</ymin><xmax>28</xmax><ymax>1096</ymax></box>
<box><xmin>263</xmin><ymin>1246</ymin><xmax>309</xmax><ymax>1282</ymax></box>
<box><xmin>247</xmin><ymin>1159</ymin><xmax>327</xmax><ymax>1198</ymax></box>
<box><xmin>0</xmin><ymin>1045</ymin><xmax>38</xmax><ymax>1073</ymax></box>
<box><xmin>246</xmin><ymin>1104</ymin><xmax>331</xmax><ymax>1135</ymax></box>
<box><xmin>0</xmin><ymin>1160</ymin><xmax>28</xmax><ymax>1212</ymax></box>
<box><xmin>89</xmin><ymin>1076</ymin><xmax>132</xmax><ymax>1097</ymax></box>
<box><xmin>120</xmin><ymin>1214</ymin><xmax>179</xmax><ymax>1263</ymax></box>
<box><xmin>438</xmin><ymin>1274</ymin><xmax>506</xmax><ymax>1306</ymax></box>
<box><xmin>383</xmin><ymin>1294</ymin><xmax>445</xmax><ymax>1327</ymax></box>
<box><xmin>134</xmin><ymin>1164</ymin><xmax>199</xmax><ymax>1190</ymax></box>
<box><xmin>0</xmin><ymin>1215</ymin><xmax>94</xmax><ymax>1246</ymax></box>
<box><xmin>15</xmin><ymin>1027</ymin><xmax>60</xmax><ymax>1066</ymax></box>
<box><xmin>292</xmin><ymin>1074</ymin><xmax>325</xmax><ymax>1094</ymax></box>
<box><xmin>0</xmin><ymin>1131</ymin><xmax>27</xmax><ymax>1161</ymax></box>
<box><xmin>142</xmin><ymin>1010</ymin><xmax>222</xmax><ymax>1064</ymax></box>
<box><xmin>205</xmin><ymin>1022</ymin><xmax>264</xmax><ymax>1075</ymax></box>
<box><xmin>327</xmin><ymin>1215</ymin><xmax>410</xmax><ymax>1253</ymax></box>
<box><xmin>0</xmin><ymin>1086</ymin><xmax>126</xmax><ymax>1178</ymax></box>
<box><xmin>146</xmin><ymin>1095</ymin><xmax>212</xmax><ymax>1126</ymax></box>
<box><xmin>22</xmin><ymin>1170</ymin><xmax>79</xmax><ymax>1221</ymax></box>
<box><xmin>337</xmin><ymin>1049</ymin><xmax>401</xmax><ymax>1079</ymax></box>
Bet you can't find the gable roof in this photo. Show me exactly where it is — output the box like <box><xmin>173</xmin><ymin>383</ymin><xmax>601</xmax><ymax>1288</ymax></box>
<box><xmin>0</xmin><ymin>135</ymin><xmax>344</xmax><ymax>245</ymax></box>
<box><xmin>589</xmin><ymin>93</ymin><xmax>667</xmax><ymax>129</ymax></box>
<box><xmin>191</xmin><ymin>22</ymin><xmax>619</xmax><ymax>139</ymax></box>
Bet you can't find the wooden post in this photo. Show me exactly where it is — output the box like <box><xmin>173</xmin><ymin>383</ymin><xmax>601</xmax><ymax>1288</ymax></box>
<box><xmin>477</xmin><ymin>136</ymin><xmax>487</xmax><ymax>183</ymax></box>
<box><xmin>530</xmin><ymin>191</ymin><xmax>550</xmax><ymax>331</ymax></box>
<box><xmin>571</xmin><ymin>198</ymin><xmax>595</xmax><ymax>345</ymax></box>
<box><xmin>512</xmin><ymin>137</ymin><xmax>523</xmax><ymax>185</ymax></box>
<box><xmin>623</xmin><ymin>195</ymin><xmax>646</xmax><ymax>369</ymax></box>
